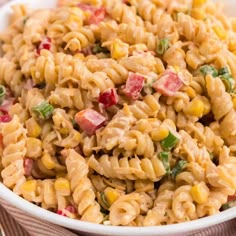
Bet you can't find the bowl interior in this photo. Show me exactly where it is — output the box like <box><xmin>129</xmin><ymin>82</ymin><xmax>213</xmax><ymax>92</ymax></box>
<box><xmin>0</xmin><ymin>0</ymin><xmax>236</xmax><ymax>235</ymax></box>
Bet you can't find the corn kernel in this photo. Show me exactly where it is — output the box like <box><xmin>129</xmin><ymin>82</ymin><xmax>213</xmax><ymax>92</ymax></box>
<box><xmin>111</xmin><ymin>41</ymin><xmax>128</xmax><ymax>60</ymax></box>
<box><xmin>192</xmin><ymin>0</ymin><xmax>207</xmax><ymax>7</ymax></box>
<box><xmin>103</xmin><ymin>187</ymin><xmax>121</xmax><ymax>206</ymax></box>
<box><xmin>233</xmin><ymin>97</ymin><xmax>236</xmax><ymax>110</ymax></box>
<box><xmin>151</xmin><ymin>126</ymin><xmax>169</xmax><ymax>142</ymax></box>
<box><xmin>183</xmin><ymin>98</ymin><xmax>204</xmax><ymax>117</ymax></box>
<box><xmin>136</xmin><ymin>119</ymin><xmax>152</xmax><ymax>133</ymax></box>
<box><xmin>26</xmin><ymin>138</ymin><xmax>42</xmax><ymax>159</ymax></box>
<box><xmin>191</xmin><ymin>8</ymin><xmax>206</xmax><ymax>20</ymax></box>
<box><xmin>190</xmin><ymin>182</ymin><xmax>209</xmax><ymax>204</ymax></box>
<box><xmin>41</xmin><ymin>153</ymin><xmax>56</xmax><ymax>170</ymax></box>
<box><xmin>213</xmin><ymin>26</ymin><xmax>227</xmax><ymax>40</ymax></box>
<box><xmin>229</xmin><ymin>38</ymin><xmax>236</xmax><ymax>51</ymax></box>
<box><xmin>184</xmin><ymin>86</ymin><xmax>197</xmax><ymax>99</ymax></box>
<box><xmin>21</xmin><ymin>180</ymin><xmax>37</xmax><ymax>192</ymax></box>
<box><xmin>54</xmin><ymin>178</ymin><xmax>71</xmax><ymax>196</ymax></box>
<box><xmin>123</xmin><ymin>103</ymin><xmax>132</xmax><ymax>116</ymax></box>
<box><xmin>59</xmin><ymin>127</ymin><xmax>70</xmax><ymax>135</ymax></box>
<box><xmin>26</xmin><ymin>117</ymin><xmax>41</xmax><ymax>138</ymax></box>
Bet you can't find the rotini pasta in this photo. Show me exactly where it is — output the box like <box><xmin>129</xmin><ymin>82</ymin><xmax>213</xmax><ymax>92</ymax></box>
<box><xmin>1</xmin><ymin>0</ymin><xmax>236</xmax><ymax>228</ymax></box>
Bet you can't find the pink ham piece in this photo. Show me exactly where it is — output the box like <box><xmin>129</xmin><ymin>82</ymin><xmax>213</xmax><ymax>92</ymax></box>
<box><xmin>89</xmin><ymin>7</ymin><xmax>106</xmax><ymax>25</ymax></box>
<box><xmin>0</xmin><ymin>97</ymin><xmax>15</xmax><ymax>113</ymax></box>
<box><xmin>98</xmin><ymin>88</ymin><xmax>118</xmax><ymax>109</ymax></box>
<box><xmin>75</xmin><ymin>108</ymin><xmax>106</xmax><ymax>135</ymax></box>
<box><xmin>152</xmin><ymin>70</ymin><xmax>183</xmax><ymax>96</ymax></box>
<box><xmin>24</xmin><ymin>158</ymin><xmax>34</xmax><ymax>176</ymax></box>
<box><xmin>123</xmin><ymin>72</ymin><xmax>145</xmax><ymax>99</ymax></box>
<box><xmin>37</xmin><ymin>37</ymin><xmax>52</xmax><ymax>55</ymax></box>
<box><xmin>77</xmin><ymin>3</ymin><xmax>95</xmax><ymax>12</ymax></box>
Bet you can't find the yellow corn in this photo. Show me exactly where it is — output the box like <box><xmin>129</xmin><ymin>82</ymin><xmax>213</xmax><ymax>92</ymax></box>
<box><xmin>201</xmin><ymin>97</ymin><xmax>211</xmax><ymax>115</ymax></box>
<box><xmin>123</xmin><ymin>103</ymin><xmax>132</xmax><ymax>116</ymax></box>
<box><xmin>190</xmin><ymin>182</ymin><xmax>209</xmax><ymax>204</ymax></box>
<box><xmin>151</xmin><ymin>126</ymin><xmax>169</xmax><ymax>142</ymax></box>
<box><xmin>136</xmin><ymin>119</ymin><xmax>152</xmax><ymax>133</ymax></box>
<box><xmin>192</xmin><ymin>0</ymin><xmax>207</xmax><ymax>7</ymax></box>
<box><xmin>191</xmin><ymin>8</ymin><xmax>206</xmax><ymax>20</ymax></box>
<box><xmin>41</xmin><ymin>153</ymin><xmax>56</xmax><ymax>170</ymax></box>
<box><xmin>59</xmin><ymin>127</ymin><xmax>70</xmax><ymax>135</ymax></box>
<box><xmin>213</xmin><ymin>26</ymin><xmax>227</xmax><ymax>40</ymax></box>
<box><xmin>184</xmin><ymin>86</ymin><xmax>197</xmax><ymax>99</ymax></box>
<box><xmin>111</xmin><ymin>42</ymin><xmax>128</xmax><ymax>60</ymax></box>
<box><xmin>103</xmin><ymin>187</ymin><xmax>121</xmax><ymax>206</ymax></box>
<box><xmin>65</xmin><ymin>15</ymin><xmax>83</xmax><ymax>29</ymax></box>
<box><xmin>26</xmin><ymin>117</ymin><xmax>41</xmax><ymax>138</ymax></box>
<box><xmin>233</xmin><ymin>97</ymin><xmax>236</xmax><ymax>110</ymax></box>
<box><xmin>21</xmin><ymin>180</ymin><xmax>37</xmax><ymax>192</ymax></box>
<box><xmin>26</xmin><ymin>138</ymin><xmax>42</xmax><ymax>159</ymax></box>
<box><xmin>183</xmin><ymin>98</ymin><xmax>204</xmax><ymax>117</ymax></box>
<box><xmin>229</xmin><ymin>38</ymin><xmax>236</xmax><ymax>51</ymax></box>
<box><xmin>54</xmin><ymin>178</ymin><xmax>71</xmax><ymax>196</ymax></box>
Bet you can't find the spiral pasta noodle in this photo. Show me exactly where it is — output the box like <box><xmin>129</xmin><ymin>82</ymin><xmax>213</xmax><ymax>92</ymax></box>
<box><xmin>1</xmin><ymin>0</ymin><xmax>236</xmax><ymax>227</ymax></box>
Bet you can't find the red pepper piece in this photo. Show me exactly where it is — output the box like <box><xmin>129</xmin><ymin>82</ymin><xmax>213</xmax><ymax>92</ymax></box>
<box><xmin>98</xmin><ymin>88</ymin><xmax>118</xmax><ymax>109</ymax></box>
<box><xmin>152</xmin><ymin>70</ymin><xmax>183</xmax><ymax>96</ymax></box>
<box><xmin>123</xmin><ymin>72</ymin><xmax>145</xmax><ymax>100</ymax></box>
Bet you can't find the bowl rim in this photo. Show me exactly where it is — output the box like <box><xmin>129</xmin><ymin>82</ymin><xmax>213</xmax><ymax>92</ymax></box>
<box><xmin>1</xmin><ymin>183</ymin><xmax>236</xmax><ymax>236</ymax></box>
<box><xmin>0</xmin><ymin>0</ymin><xmax>236</xmax><ymax>235</ymax></box>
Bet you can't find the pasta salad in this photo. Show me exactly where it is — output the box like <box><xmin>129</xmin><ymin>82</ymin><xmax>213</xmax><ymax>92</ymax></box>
<box><xmin>0</xmin><ymin>0</ymin><xmax>236</xmax><ymax>226</ymax></box>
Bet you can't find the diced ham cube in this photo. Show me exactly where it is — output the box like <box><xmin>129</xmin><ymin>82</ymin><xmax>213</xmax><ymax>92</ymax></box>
<box><xmin>0</xmin><ymin>97</ymin><xmax>15</xmax><ymax>113</ymax></box>
<box><xmin>152</xmin><ymin>70</ymin><xmax>183</xmax><ymax>96</ymax></box>
<box><xmin>37</xmin><ymin>37</ymin><xmax>52</xmax><ymax>55</ymax></box>
<box><xmin>77</xmin><ymin>3</ymin><xmax>95</xmax><ymax>12</ymax></box>
<box><xmin>89</xmin><ymin>7</ymin><xmax>106</xmax><ymax>25</ymax></box>
<box><xmin>75</xmin><ymin>108</ymin><xmax>106</xmax><ymax>135</ymax></box>
<box><xmin>98</xmin><ymin>88</ymin><xmax>118</xmax><ymax>109</ymax></box>
<box><xmin>24</xmin><ymin>158</ymin><xmax>34</xmax><ymax>176</ymax></box>
<box><xmin>123</xmin><ymin>72</ymin><xmax>145</xmax><ymax>100</ymax></box>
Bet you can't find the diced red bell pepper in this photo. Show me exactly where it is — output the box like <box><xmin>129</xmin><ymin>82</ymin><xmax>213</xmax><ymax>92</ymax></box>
<box><xmin>75</xmin><ymin>108</ymin><xmax>106</xmax><ymax>135</ymax></box>
<box><xmin>152</xmin><ymin>70</ymin><xmax>183</xmax><ymax>96</ymax></box>
<box><xmin>24</xmin><ymin>158</ymin><xmax>34</xmax><ymax>176</ymax></box>
<box><xmin>0</xmin><ymin>114</ymin><xmax>11</xmax><ymax>123</ymax></box>
<box><xmin>89</xmin><ymin>7</ymin><xmax>106</xmax><ymax>25</ymax></box>
<box><xmin>56</xmin><ymin>205</ymin><xmax>77</xmax><ymax>216</ymax></box>
<box><xmin>98</xmin><ymin>88</ymin><xmax>118</xmax><ymax>109</ymax></box>
<box><xmin>123</xmin><ymin>72</ymin><xmax>145</xmax><ymax>100</ymax></box>
<box><xmin>37</xmin><ymin>37</ymin><xmax>52</xmax><ymax>55</ymax></box>
<box><xmin>227</xmin><ymin>194</ymin><xmax>236</xmax><ymax>202</ymax></box>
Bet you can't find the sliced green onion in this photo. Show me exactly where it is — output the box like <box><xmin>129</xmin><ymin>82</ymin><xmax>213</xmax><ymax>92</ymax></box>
<box><xmin>32</xmin><ymin>102</ymin><xmax>54</xmax><ymax>120</ymax></box>
<box><xmin>161</xmin><ymin>131</ymin><xmax>179</xmax><ymax>151</ymax></box>
<box><xmin>221</xmin><ymin>200</ymin><xmax>236</xmax><ymax>211</ymax></box>
<box><xmin>220</xmin><ymin>75</ymin><xmax>235</xmax><ymax>93</ymax></box>
<box><xmin>171</xmin><ymin>160</ymin><xmax>187</xmax><ymax>180</ymax></box>
<box><xmin>92</xmin><ymin>43</ymin><xmax>109</xmax><ymax>54</ymax></box>
<box><xmin>157</xmin><ymin>38</ymin><xmax>170</xmax><ymax>55</ymax></box>
<box><xmin>100</xmin><ymin>192</ymin><xmax>109</xmax><ymax>208</ymax></box>
<box><xmin>159</xmin><ymin>151</ymin><xmax>171</xmax><ymax>175</ymax></box>
<box><xmin>218</xmin><ymin>67</ymin><xmax>230</xmax><ymax>75</ymax></box>
<box><xmin>199</xmin><ymin>65</ymin><xmax>218</xmax><ymax>77</ymax></box>
<box><xmin>0</xmin><ymin>85</ymin><xmax>6</xmax><ymax>105</ymax></box>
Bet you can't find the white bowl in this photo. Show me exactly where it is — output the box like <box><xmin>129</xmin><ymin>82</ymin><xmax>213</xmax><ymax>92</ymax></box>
<box><xmin>0</xmin><ymin>0</ymin><xmax>236</xmax><ymax>235</ymax></box>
